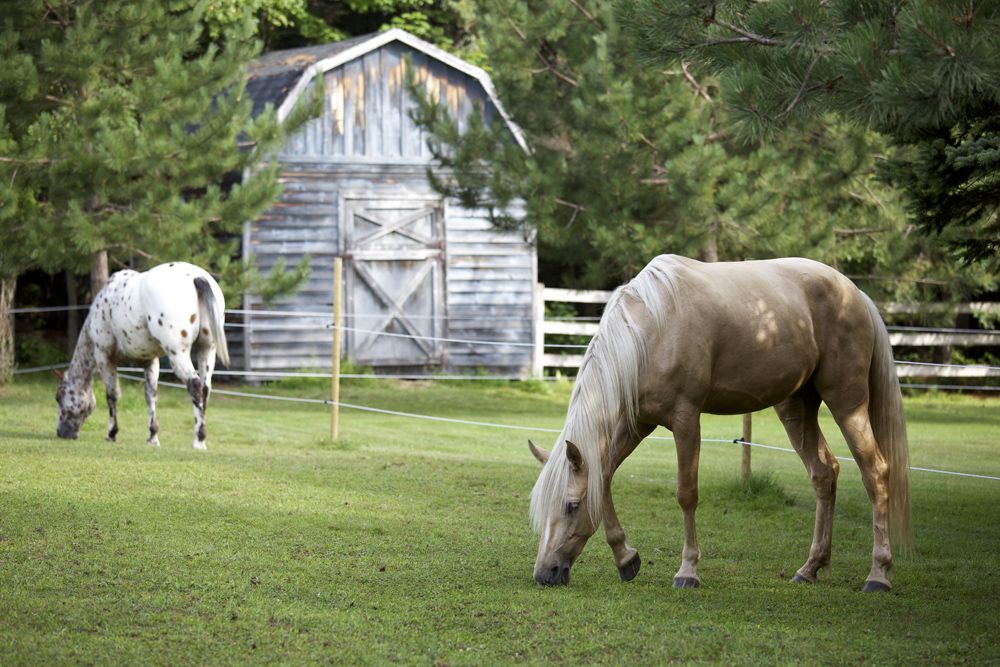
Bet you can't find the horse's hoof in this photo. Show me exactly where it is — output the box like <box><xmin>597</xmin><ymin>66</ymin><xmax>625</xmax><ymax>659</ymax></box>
<box><xmin>192</xmin><ymin>442</ymin><xmax>207</xmax><ymax>451</ymax></box>
<box><xmin>673</xmin><ymin>576</ymin><xmax>700</xmax><ymax>589</ymax></box>
<box><xmin>147</xmin><ymin>439</ymin><xmax>160</xmax><ymax>448</ymax></box>
<box><xmin>618</xmin><ymin>553</ymin><xmax>641</xmax><ymax>582</ymax></box>
<box><xmin>791</xmin><ymin>573</ymin><xmax>814</xmax><ymax>584</ymax></box>
<box><xmin>862</xmin><ymin>580</ymin><xmax>891</xmax><ymax>593</ymax></box>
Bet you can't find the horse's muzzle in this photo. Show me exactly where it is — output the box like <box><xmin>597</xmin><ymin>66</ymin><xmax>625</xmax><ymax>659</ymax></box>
<box><xmin>534</xmin><ymin>564</ymin><xmax>571</xmax><ymax>586</ymax></box>
<box><xmin>56</xmin><ymin>425</ymin><xmax>78</xmax><ymax>439</ymax></box>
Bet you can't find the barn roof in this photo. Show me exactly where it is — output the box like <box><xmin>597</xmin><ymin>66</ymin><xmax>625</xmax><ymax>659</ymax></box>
<box><xmin>246</xmin><ymin>29</ymin><xmax>528</xmax><ymax>151</ymax></box>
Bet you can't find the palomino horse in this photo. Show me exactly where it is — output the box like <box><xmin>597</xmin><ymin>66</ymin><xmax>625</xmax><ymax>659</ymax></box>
<box><xmin>56</xmin><ymin>262</ymin><xmax>229</xmax><ymax>449</ymax></box>
<box><xmin>529</xmin><ymin>255</ymin><xmax>911</xmax><ymax>592</ymax></box>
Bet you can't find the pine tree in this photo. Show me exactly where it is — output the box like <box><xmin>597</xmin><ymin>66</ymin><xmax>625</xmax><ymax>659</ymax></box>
<box><xmin>0</xmin><ymin>0</ymin><xmax>317</xmax><ymax>383</ymax></box>
<box><xmin>412</xmin><ymin>0</ymin><xmax>991</xmax><ymax>303</ymax></box>
<box><xmin>616</xmin><ymin>0</ymin><xmax>1000</xmax><ymax>262</ymax></box>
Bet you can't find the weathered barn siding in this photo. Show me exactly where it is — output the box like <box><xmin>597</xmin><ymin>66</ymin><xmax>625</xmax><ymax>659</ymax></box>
<box><xmin>281</xmin><ymin>46</ymin><xmax>495</xmax><ymax>161</ymax></box>
<box><xmin>238</xmin><ymin>31</ymin><xmax>534</xmax><ymax>375</ymax></box>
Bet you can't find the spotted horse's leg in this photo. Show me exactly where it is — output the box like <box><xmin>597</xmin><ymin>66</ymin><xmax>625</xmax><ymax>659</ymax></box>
<box><xmin>94</xmin><ymin>349</ymin><xmax>120</xmax><ymax>442</ymax></box>
<box><xmin>144</xmin><ymin>357</ymin><xmax>161</xmax><ymax>447</ymax></box>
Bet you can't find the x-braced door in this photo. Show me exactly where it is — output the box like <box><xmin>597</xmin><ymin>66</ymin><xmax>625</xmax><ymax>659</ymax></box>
<box><xmin>343</xmin><ymin>197</ymin><xmax>445</xmax><ymax>366</ymax></box>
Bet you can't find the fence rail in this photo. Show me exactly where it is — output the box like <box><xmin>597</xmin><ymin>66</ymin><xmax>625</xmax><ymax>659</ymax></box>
<box><xmin>535</xmin><ymin>286</ymin><xmax>1000</xmax><ymax>378</ymax></box>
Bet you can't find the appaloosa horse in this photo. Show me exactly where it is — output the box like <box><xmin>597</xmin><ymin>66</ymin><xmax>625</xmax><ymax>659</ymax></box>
<box><xmin>56</xmin><ymin>262</ymin><xmax>229</xmax><ymax>449</ymax></box>
<box><xmin>529</xmin><ymin>255</ymin><xmax>911</xmax><ymax>592</ymax></box>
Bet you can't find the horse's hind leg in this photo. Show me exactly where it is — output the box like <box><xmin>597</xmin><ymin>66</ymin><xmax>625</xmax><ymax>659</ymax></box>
<box><xmin>166</xmin><ymin>351</ymin><xmax>206</xmax><ymax>450</ymax></box>
<box><xmin>144</xmin><ymin>358</ymin><xmax>160</xmax><ymax>447</ymax></box>
<box><xmin>671</xmin><ymin>409</ymin><xmax>702</xmax><ymax>588</ymax></box>
<box><xmin>828</xmin><ymin>401</ymin><xmax>894</xmax><ymax>592</ymax></box>
<box><xmin>775</xmin><ymin>385</ymin><xmax>840</xmax><ymax>583</ymax></box>
<box><xmin>190</xmin><ymin>342</ymin><xmax>216</xmax><ymax>450</ymax></box>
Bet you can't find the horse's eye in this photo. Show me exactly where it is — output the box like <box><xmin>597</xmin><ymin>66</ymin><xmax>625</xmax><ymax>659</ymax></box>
<box><xmin>566</xmin><ymin>501</ymin><xmax>580</xmax><ymax>515</ymax></box>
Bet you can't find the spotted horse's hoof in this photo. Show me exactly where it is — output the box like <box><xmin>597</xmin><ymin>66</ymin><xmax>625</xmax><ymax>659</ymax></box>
<box><xmin>673</xmin><ymin>576</ymin><xmax>700</xmax><ymax>589</ymax></box>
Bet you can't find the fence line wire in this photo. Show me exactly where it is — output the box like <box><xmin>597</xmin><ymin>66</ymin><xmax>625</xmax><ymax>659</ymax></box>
<box><xmin>113</xmin><ymin>374</ymin><xmax>1000</xmax><ymax>482</ymax></box>
<box><xmin>12</xmin><ymin>304</ymin><xmax>1000</xmax><ymax>371</ymax></box>
<box><xmin>15</xmin><ymin>361</ymin><xmax>1000</xmax><ymax>390</ymax></box>
<box><xmin>16</xmin><ymin>303</ymin><xmax>1000</xmax><ymax>335</ymax></box>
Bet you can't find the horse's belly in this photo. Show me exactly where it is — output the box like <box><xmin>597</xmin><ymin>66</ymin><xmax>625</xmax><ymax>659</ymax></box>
<box><xmin>114</xmin><ymin>322</ymin><xmax>164</xmax><ymax>361</ymax></box>
<box><xmin>703</xmin><ymin>361</ymin><xmax>814</xmax><ymax>414</ymax></box>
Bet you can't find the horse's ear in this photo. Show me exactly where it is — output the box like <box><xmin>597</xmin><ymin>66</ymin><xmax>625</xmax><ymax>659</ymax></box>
<box><xmin>565</xmin><ymin>440</ymin><xmax>585</xmax><ymax>473</ymax></box>
<box><xmin>528</xmin><ymin>440</ymin><xmax>550</xmax><ymax>465</ymax></box>
<box><xmin>53</xmin><ymin>369</ymin><xmax>64</xmax><ymax>380</ymax></box>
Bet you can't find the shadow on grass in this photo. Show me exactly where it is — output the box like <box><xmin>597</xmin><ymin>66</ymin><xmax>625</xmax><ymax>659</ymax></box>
<box><xmin>714</xmin><ymin>471</ymin><xmax>799</xmax><ymax>509</ymax></box>
<box><xmin>0</xmin><ymin>428</ymin><xmax>58</xmax><ymax>442</ymax></box>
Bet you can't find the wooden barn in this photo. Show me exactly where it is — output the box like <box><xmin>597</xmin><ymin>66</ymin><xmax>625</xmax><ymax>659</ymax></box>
<box><xmin>238</xmin><ymin>29</ymin><xmax>535</xmax><ymax>376</ymax></box>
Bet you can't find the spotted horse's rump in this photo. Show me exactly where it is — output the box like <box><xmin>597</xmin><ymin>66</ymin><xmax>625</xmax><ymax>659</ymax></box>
<box><xmin>56</xmin><ymin>262</ymin><xmax>229</xmax><ymax>449</ymax></box>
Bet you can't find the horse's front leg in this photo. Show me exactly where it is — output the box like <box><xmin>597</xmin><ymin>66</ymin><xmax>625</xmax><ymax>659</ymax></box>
<box><xmin>671</xmin><ymin>409</ymin><xmax>702</xmax><ymax>588</ymax></box>
<box><xmin>603</xmin><ymin>484</ymin><xmax>641</xmax><ymax>581</ymax></box>
<box><xmin>604</xmin><ymin>422</ymin><xmax>654</xmax><ymax>582</ymax></box>
<box><xmin>144</xmin><ymin>358</ymin><xmax>161</xmax><ymax>447</ymax></box>
<box><xmin>94</xmin><ymin>351</ymin><xmax>120</xmax><ymax>442</ymax></box>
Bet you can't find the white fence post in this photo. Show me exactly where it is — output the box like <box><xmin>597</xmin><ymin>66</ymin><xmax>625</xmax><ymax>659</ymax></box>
<box><xmin>532</xmin><ymin>282</ymin><xmax>545</xmax><ymax>378</ymax></box>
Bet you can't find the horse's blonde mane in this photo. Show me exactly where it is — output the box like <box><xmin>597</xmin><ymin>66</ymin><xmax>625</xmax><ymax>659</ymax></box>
<box><xmin>529</xmin><ymin>256</ymin><xmax>679</xmax><ymax>531</ymax></box>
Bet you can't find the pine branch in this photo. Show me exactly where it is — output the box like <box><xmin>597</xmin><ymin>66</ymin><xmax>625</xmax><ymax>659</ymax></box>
<box><xmin>554</xmin><ymin>198</ymin><xmax>586</xmax><ymax>226</ymax></box>
<box><xmin>566</xmin><ymin>0</ymin><xmax>603</xmax><ymax>30</ymax></box>
<box><xmin>504</xmin><ymin>17</ymin><xmax>579</xmax><ymax>87</ymax></box>
<box><xmin>776</xmin><ymin>53</ymin><xmax>821</xmax><ymax>119</ymax></box>
<box><xmin>709</xmin><ymin>17</ymin><xmax>784</xmax><ymax>47</ymax></box>
<box><xmin>0</xmin><ymin>156</ymin><xmax>59</xmax><ymax>165</ymax></box>
<box><xmin>681</xmin><ymin>61</ymin><xmax>712</xmax><ymax>102</ymax></box>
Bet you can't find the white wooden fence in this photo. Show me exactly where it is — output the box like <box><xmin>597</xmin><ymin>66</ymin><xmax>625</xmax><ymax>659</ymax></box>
<box><xmin>532</xmin><ymin>285</ymin><xmax>1000</xmax><ymax>379</ymax></box>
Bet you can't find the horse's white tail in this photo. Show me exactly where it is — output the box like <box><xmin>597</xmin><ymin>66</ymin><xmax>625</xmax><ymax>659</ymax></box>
<box><xmin>194</xmin><ymin>277</ymin><xmax>229</xmax><ymax>367</ymax></box>
<box><xmin>864</xmin><ymin>295</ymin><xmax>912</xmax><ymax>551</ymax></box>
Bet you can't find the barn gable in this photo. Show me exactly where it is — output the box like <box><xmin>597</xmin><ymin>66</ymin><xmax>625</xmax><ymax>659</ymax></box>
<box><xmin>238</xmin><ymin>30</ymin><xmax>536</xmax><ymax>376</ymax></box>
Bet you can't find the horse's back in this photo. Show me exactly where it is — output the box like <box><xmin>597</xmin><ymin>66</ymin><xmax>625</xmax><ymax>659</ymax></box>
<box><xmin>638</xmin><ymin>255</ymin><xmax>874</xmax><ymax>415</ymax></box>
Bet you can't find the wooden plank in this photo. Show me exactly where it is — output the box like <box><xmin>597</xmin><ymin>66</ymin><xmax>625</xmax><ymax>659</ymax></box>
<box><xmin>446</xmin><ymin>229</ymin><xmax>531</xmax><ymax>244</ymax></box>
<box><xmin>448</xmin><ymin>292</ymin><xmax>533</xmax><ymax>306</ymax></box>
<box><xmin>446</xmin><ymin>246</ymin><xmax>536</xmax><ymax>257</ymax></box>
<box><xmin>889</xmin><ymin>332</ymin><xmax>1000</xmax><ymax>347</ymax></box>
<box><xmin>447</xmin><ymin>268</ymin><xmax>534</xmax><ymax>282</ymax></box>
<box><xmin>343</xmin><ymin>58</ymin><xmax>363</xmax><ymax>156</ymax></box>
<box><xmin>403</xmin><ymin>50</ymin><xmax>427</xmax><ymax>159</ymax></box>
<box><xmin>896</xmin><ymin>363</ymin><xmax>1000</xmax><ymax>378</ymax></box>
<box><xmin>884</xmin><ymin>302</ymin><xmax>1000</xmax><ymax>315</ymax></box>
<box><xmin>544</xmin><ymin>287</ymin><xmax>613</xmax><ymax>304</ymax></box>
<box><xmin>363</xmin><ymin>50</ymin><xmax>382</xmax><ymax>157</ymax></box>
<box><xmin>382</xmin><ymin>44</ymin><xmax>403</xmax><ymax>158</ymax></box>
<box><xmin>329</xmin><ymin>69</ymin><xmax>345</xmax><ymax>155</ymax></box>
<box><xmin>447</xmin><ymin>255</ymin><xmax>534</xmax><ymax>269</ymax></box>
<box><xmin>543</xmin><ymin>321</ymin><xmax>599</xmax><ymax>336</ymax></box>
<box><xmin>543</xmin><ymin>353</ymin><xmax>584</xmax><ymax>368</ymax></box>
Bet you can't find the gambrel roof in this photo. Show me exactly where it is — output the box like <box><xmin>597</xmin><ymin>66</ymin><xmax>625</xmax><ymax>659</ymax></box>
<box><xmin>246</xmin><ymin>28</ymin><xmax>528</xmax><ymax>152</ymax></box>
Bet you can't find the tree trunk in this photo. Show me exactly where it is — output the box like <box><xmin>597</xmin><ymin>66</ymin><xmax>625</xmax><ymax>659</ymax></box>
<box><xmin>66</xmin><ymin>271</ymin><xmax>81</xmax><ymax>356</ymax></box>
<box><xmin>0</xmin><ymin>275</ymin><xmax>16</xmax><ymax>386</ymax></box>
<box><xmin>90</xmin><ymin>249</ymin><xmax>109</xmax><ymax>298</ymax></box>
<box><xmin>700</xmin><ymin>235</ymin><xmax>719</xmax><ymax>263</ymax></box>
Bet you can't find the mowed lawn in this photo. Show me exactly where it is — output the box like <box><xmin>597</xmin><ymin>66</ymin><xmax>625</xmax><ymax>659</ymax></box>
<box><xmin>1</xmin><ymin>375</ymin><xmax>999</xmax><ymax>665</ymax></box>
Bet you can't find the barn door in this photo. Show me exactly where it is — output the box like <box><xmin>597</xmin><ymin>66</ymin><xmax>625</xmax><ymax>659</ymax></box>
<box><xmin>343</xmin><ymin>197</ymin><xmax>445</xmax><ymax>366</ymax></box>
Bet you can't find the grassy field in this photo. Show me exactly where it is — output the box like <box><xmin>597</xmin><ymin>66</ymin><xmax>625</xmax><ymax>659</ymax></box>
<box><xmin>1</xmin><ymin>374</ymin><xmax>999</xmax><ymax>665</ymax></box>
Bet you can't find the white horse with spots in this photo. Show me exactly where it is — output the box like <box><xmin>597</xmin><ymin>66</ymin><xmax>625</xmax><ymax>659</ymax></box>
<box><xmin>56</xmin><ymin>262</ymin><xmax>229</xmax><ymax>449</ymax></box>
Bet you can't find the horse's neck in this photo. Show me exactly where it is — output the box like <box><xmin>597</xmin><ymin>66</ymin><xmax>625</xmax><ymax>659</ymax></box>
<box><xmin>66</xmin><ymin>324</ymin><xmax>97</xmax><ymax>389</ymax></box>
<box><xmin>565</xmin><ymin>378</ymin><xmax>619</xmax><ymax>467</ymax></box>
